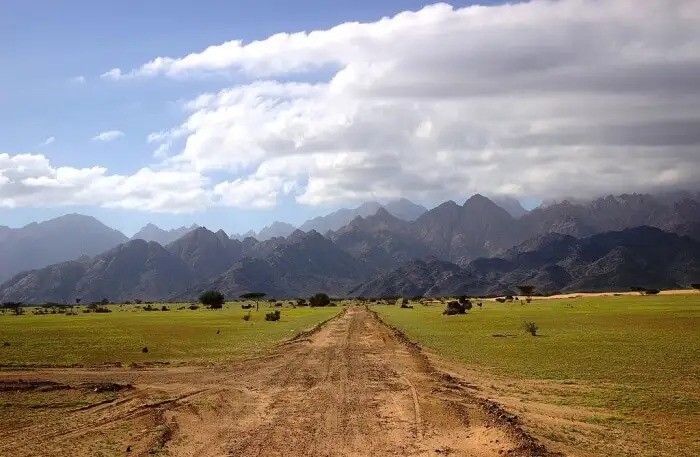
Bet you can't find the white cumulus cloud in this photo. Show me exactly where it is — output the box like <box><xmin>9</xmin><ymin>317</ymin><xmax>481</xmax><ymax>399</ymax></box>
<box><xmin>92</xmin><ymin>130</ymin><xmax>125</xmax><ymax>142</ymax></box>
<box><xmin>0</xmin><ymin>152</ymin><xmax>210</xmax><ymax>212</ymax></box>
<box><xmin>87</xmin><ymin>0</ymin><xmax>700</xmax><ymax>209</ymax></box>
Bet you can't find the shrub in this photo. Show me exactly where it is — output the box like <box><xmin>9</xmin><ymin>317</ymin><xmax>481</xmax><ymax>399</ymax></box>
<box><xmin>242</xmin><ymin>312</ymin><xmax>251</xmax><ymax>321</ymax></box>
<box><xmin>644</xmin><ymin>288</ymin><xmax>660</xmax><ymax>295</ymax></box>
<box><xmin>443</xmin><ymin>301</ymin><xmax>466</xmax><ymax>315</ymax></box>
<box><xmin>309</xmin><ymin>293</ymin><xmax>330</xmax><ymax>307</ymax></box>
<box><xmin>691</xmin><ymin>283</ymin><xmax>700</xmax><ymax>292</ymax></box>
<box><xmin>160</xmin><ymin>305</ymin><xmax>170</xmax><ymax>311</ymax></box>
<box><xmin>200</xmin><ymin>290</ymin><xmax>225</xmax><ymax>309</ymax></box>
<box><xmin>495</xmin><ymin>298</ymin><xmax>506</xmax><ymax>303</ymax></box>
<box><xmin>188</xmin><ymin>304</ymin><xmax>199</xmax><ymax>310</ymax></box>
<box><xmin>265</xmin><ymin>310</ymin><xmax>281</xmax><ymax>321</ymax></box>
<box><xmin>523</xmin><ymin>321</ymin><xmax>539</xmax><ymax>336</ymax></box>
<box><xmin>274</xmin><ymin>302</ymin><xmax>283</xmax><ymax>308</ymax></box>
<box><xmin>241</xmin><ymin>304</ymin><xmax>253</xmax><ymax>310</ymax></box>
<box><xmin>296</xmin><ymin>298</ymin><xmax>308</xmax><ymax>307</ymax></box>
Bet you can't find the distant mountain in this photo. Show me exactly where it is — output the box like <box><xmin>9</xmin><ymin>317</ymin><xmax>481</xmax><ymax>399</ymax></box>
<box><xmin>256</xmin><ymin>221</ymin><xmax>297</xmax><ymax>241</ymax></box>
<box><xmin>351</xmin><ymin>227</ymin><xmax>700</xmax><ymax>297</ymax></box>
<box><xmin>0</xmin><ymin>239</ymin><xmax>194</xmax><ymax>303</ymax></box>
<box><xmin>0</xmin><ymin>214</ymin><xmax>127</xmax><ymax>283</ymax></box>
<box><xmin>331</xmin><ymin>208</ymin><xmax>431</xmax><ymax>270</ymax></box>
<box><xmin>166</xmin><ymin>227</ymin><xmax>244</xmax><ymax>279</ymax></box>
<box><xmin>230</xmin><ymin>230</ymin><xmax>256</xmax><ymax>241</ymax></box>
<box><xmin>491</xmin><ymin>196</ymin><xmax>528</xmax><ymax>219</ymax></box>
<box><xmin>3</xmin><ymin>192</ymin><xmax>700</xmax><ymax>303</ymax></box>
<box><xmin>299</xmin><ymin>199</ymin><xmax>427</xmax><ymax>234</ymax></box>
<box><xmin>383</xmin><ymin>198</ymin><xmax>428</xmax><ymax>221</ymax></box>
<box><xmin>131</xmin><ymin>223</ymin><xmax>198</xmax><ymax>245</ymax></box>
<box><xmin>178</xmin><ymin>230</ymin><xmax>372</xmax><ymax>299</ymax></box>
<box><xmin>300</xmin><ymin>202</ymin><xmax>383</xmax><ymax>234</ymax></box>
<box><xmin>411</xmin><ymin>194</ymin><xmax>517</xmax><ymax>264</ymax></box>
<box><xmin>348</xmin><ymin>257</ymin><xmax>462</xmax><ymax>298</ymax></box>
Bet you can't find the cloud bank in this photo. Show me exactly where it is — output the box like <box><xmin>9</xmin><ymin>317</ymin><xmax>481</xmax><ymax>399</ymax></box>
<box><xmin>11</xmin><ymin>0</ymin><xmax>700</xmax><ymax>212</ymax></box>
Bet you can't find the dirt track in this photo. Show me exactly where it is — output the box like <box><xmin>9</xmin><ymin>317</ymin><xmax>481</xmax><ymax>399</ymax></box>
<box><xmin>0</xmin><ymin>307</ymin><xmax>556</xmax><ymax>456</ymax></box>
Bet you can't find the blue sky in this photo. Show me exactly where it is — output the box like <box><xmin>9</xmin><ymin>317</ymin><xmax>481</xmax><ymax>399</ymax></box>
<box><xmin>1</xmin><ymin>0</ymin><xmax>489</xmax><ymax>235</ymax></box>
<box><xmin>1</xmin><ymin>0</ymin><xmax>697</xmax><ymax>235</ymax></box>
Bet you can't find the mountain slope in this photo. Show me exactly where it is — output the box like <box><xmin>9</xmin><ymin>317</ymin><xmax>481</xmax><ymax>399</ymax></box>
<box><xmin>183</xmin><ymin>230</ymin><xmax>373</xmax><ymax>299</ymax></box>
<box><xmin>256</xmin><ymin>221</ymin><xmax>297</xmax><ymax>241</ymax></box>
<box><xmin>0</xmin><ymin>214</ymin><xmax>128</xmax><ymax>283</ymax></box>
<box><xmin>0</xmin><ymin>240</ymin><xmax>194</xmax><ymax>303</ymax></box>
<box><xmin>131</xmin><ymin>223</ymin><xmax>198</xmax><ymax>245</ymax></box>
<box><xmin>166</xmin><ymin>227</ymin><xmax>244</xmax><ymax>279</ymax></box>
<box><xmin>350</xmin><ymin>227</ymin><xmax>700</xmax><ymax>297</ymax></box>
<box><xmin>331</xmin><ymin>208</ymin><xmax>431</xmax><ymax>270</ymax></box>
<box><xmin>411</xmin><ymin>194</ymin><xmax>517</xmax><ymax>263</ymax></box>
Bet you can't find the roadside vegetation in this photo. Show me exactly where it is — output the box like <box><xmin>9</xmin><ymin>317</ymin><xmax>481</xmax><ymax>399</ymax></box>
<box><xmin>0</xmin><ymin>301</ymin><xmax>340</xmax><ymax>366</ymax></box>
<box><xmin>373</xmin><ymin>293</ymin><xmax>700</xmax><ymax>456</ymax></box>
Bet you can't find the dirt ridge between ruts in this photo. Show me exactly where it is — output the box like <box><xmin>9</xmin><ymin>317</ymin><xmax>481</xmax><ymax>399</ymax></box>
<box><xmin>366</xmin><ymin>306</ymin><xmax>564</xmax><ymax>457</ymax></box>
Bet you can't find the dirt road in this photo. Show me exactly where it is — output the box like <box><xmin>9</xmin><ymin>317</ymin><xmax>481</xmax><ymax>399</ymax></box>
<box><xmin>0</xmin><ymin>307</ymin><xmax>555</xmax><ymax>456</ymax></box>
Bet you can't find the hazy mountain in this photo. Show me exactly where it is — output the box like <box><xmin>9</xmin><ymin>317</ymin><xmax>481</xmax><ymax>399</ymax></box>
<box><xmin>256</xmin><ymin>221</ymin><xmax>297</xmax><ymax>241</ymax></box>
<box><xmin>491</xmin><ymin>196</ymin><xmax>528</xmax><ymax>219</ymax></box>
<box><xmin>411</xmin><ymin>194</ymin><xmax>517</xmax><ymax>264</ymax></box>
<box><xmin>166</xmin><ymin>227</ymin><xmax>244</xmax><ymax>279</ymax></box>
<box><xmin>0</xmin><ymin>214</ymin><xmax>127</xmax><ymax>283</ymax></box>
<box><xmin>300</xmin><ymin>202</ymin><xmax>383</xmax><ymax>234</ymax></box>
<box><xmin>0</xmin><ymin>240</ymin><xmax>194</xmax><ymax>303</ymax></box>
<box><xmin>131</xmin><ymin>223</ymin><xmax>198</xmax><ymax>245</ymax></box>
<box><xmin>351</xmin><ymin>227</ymin><xmax>700</xmax><ymax>297</ymax></box>
<box><xmin>230</xmin><ymin>229</ymin><xmax>256</xmax><ymax>241</ymax></box>
<box><xmin>383</xmin><ymin>198</ymin><xmax>428</xmax><ymax>221</ymax></box>
<box><xmin>331</xmin><ymin>208</ymin><xmax>431</xmax><ymax>270</ymax></box>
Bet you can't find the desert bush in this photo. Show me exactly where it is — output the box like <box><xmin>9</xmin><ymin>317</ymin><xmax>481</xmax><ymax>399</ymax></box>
<box><xmin>309</xmin><ymin>293</ymin><xmax>331</xmax><ymax>307</ymax></box>
<box><xmin>242</xmin><ymin>312</ymin><xmax>251</xmax><ymax>321</ymax></box>
<box><xmin>495</xmin><ymin>298</ymin><xmax>506</xmax><ymax>303</ymax></box>
<box><xmin>644</xmin><ymin>288</ymin><xmax>660</xmax><ymax>295</ymax></box>
<box><xmin>523</xmin><ymin>321</ymin><xmax>539</xmax><ymax>336</ymax></box>
<box><xmin>241</xmin><ymin>304</ymin><xmax>253</xmax><ymax>310</ymax></box>
<box><xmin>691</xmin><ymin>283</ymin><xmax>700</xmax><ymax>292</ymax></box>
<box><xmin>443</xmin><ymin>301</ymin><xmax>466</xmax><ymax>315</ymax></box>
<box><xmin>200</xmin><ymin>290</ymin><xmax>225</xmax><ymax>309</ymax></box>
<box><xmin>274</xmin><ymin>302</ymin><xmax>283</xmax><ymax>307</ymax></box>
<box><xmin>265</xmin><ymin>310</ymin><xmax>281</xmax><ymax>321</ymax></box>
<box><xmin>188</xmin><ymin>304</ymin><xmax>199</xmax><ymax>310</ymax></box>
<box><xmin>160</xmin><ymin>305</ymin><xmax>169</xmax><ymax>311</ymax></box>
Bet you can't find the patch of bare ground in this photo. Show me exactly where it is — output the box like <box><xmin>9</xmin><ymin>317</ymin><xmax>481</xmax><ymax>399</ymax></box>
<box><xmin>0</xmin><ymin>306</ymin><xmax>560</xmax><ymax>456</ymax></box>
<box><xmin>422</xmin><ymin>357</ymin><xmax>700</xmax><ymax>457</ymax></box>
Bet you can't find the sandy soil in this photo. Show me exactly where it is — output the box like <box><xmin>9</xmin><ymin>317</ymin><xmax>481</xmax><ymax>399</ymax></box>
<box><xmin>0</xmin><ymin>307</ymin><xmax>558</xmax><ymax>457</ymax></box>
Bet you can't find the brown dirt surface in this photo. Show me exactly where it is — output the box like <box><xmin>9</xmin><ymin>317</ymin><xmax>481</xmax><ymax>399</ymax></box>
<box><xmin>0</xmin><ymin>307</ymin><xmax>559</xmax><ymax>456</ymax></box>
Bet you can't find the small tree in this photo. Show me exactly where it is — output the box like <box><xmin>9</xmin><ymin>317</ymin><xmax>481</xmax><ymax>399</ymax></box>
<box><xmin>523</xmin><ymin>321</ymin><xmax>539</xmax><ymax>336</ymax></box>
<box><xmin>239</xmin><ymin>292</ymin><xmax>266</xmax><ymax>311</ymax></box>
<box><xmin>517</xmin><ymin>285</ymin><xmax>535</xmax><ymax>303</ymax></box>
<box><xmin>309</xmin><ymin>293</ymin><xmax>330</xmax><ymax>307</ymax></box>
<box><xmin>3</xmin><ymin>302</ymin><xmax>24</xmax><ymax>316</ymax></box>
<box><xmin>200</xmin><ymin>290</ymin><xmax>225</xmax><ymax>309</ymax></box>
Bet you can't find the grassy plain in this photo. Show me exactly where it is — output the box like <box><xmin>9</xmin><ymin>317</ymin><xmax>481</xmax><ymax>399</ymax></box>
<box><xmin>0</xmin><ymin>303</ymin><xmax>340</xmax><ymax>367</ymax></box>
<box><xmin>374</xmin><ymin>294</ymin><xmax>700</xmax><ymax>456</ymax></box>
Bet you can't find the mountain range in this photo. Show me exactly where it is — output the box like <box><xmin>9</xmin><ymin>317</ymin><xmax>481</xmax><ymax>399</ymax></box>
<box><xmin>1</xmin><ymin>192</ymin><xmax>699</xmax><ymax>303</ymax></box>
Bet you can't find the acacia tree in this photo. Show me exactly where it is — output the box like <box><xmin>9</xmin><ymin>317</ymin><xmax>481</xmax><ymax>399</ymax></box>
<box><xmin>517</xmin><ymin>285</ymin><xmax>535</xmax><ymax>303</ymax></box>
<box><xmin>309</xmin><ymin>293</ymin><xmax>330</xmax><ymax>307</ymax></box>
<box><xmin>200</xmin><ymin>290</ymin><xmax>225</xmax><ymax>309</ymax></box>
<box><xmin>240</xmin><ymin>292</ymin><xmax>266</xmax><ymax>311</ymax></box>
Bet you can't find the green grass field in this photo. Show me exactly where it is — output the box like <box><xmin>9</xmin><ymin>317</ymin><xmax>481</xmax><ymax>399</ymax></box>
<box><xmin>0</xmin><ymin>304</ymin><xmax>340</xmax><ymax>366</ymax></box>
<box><xmin>374</xmin><ymin>294</ymin><xmax>700</xmax><ymax>456</ymax></box>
